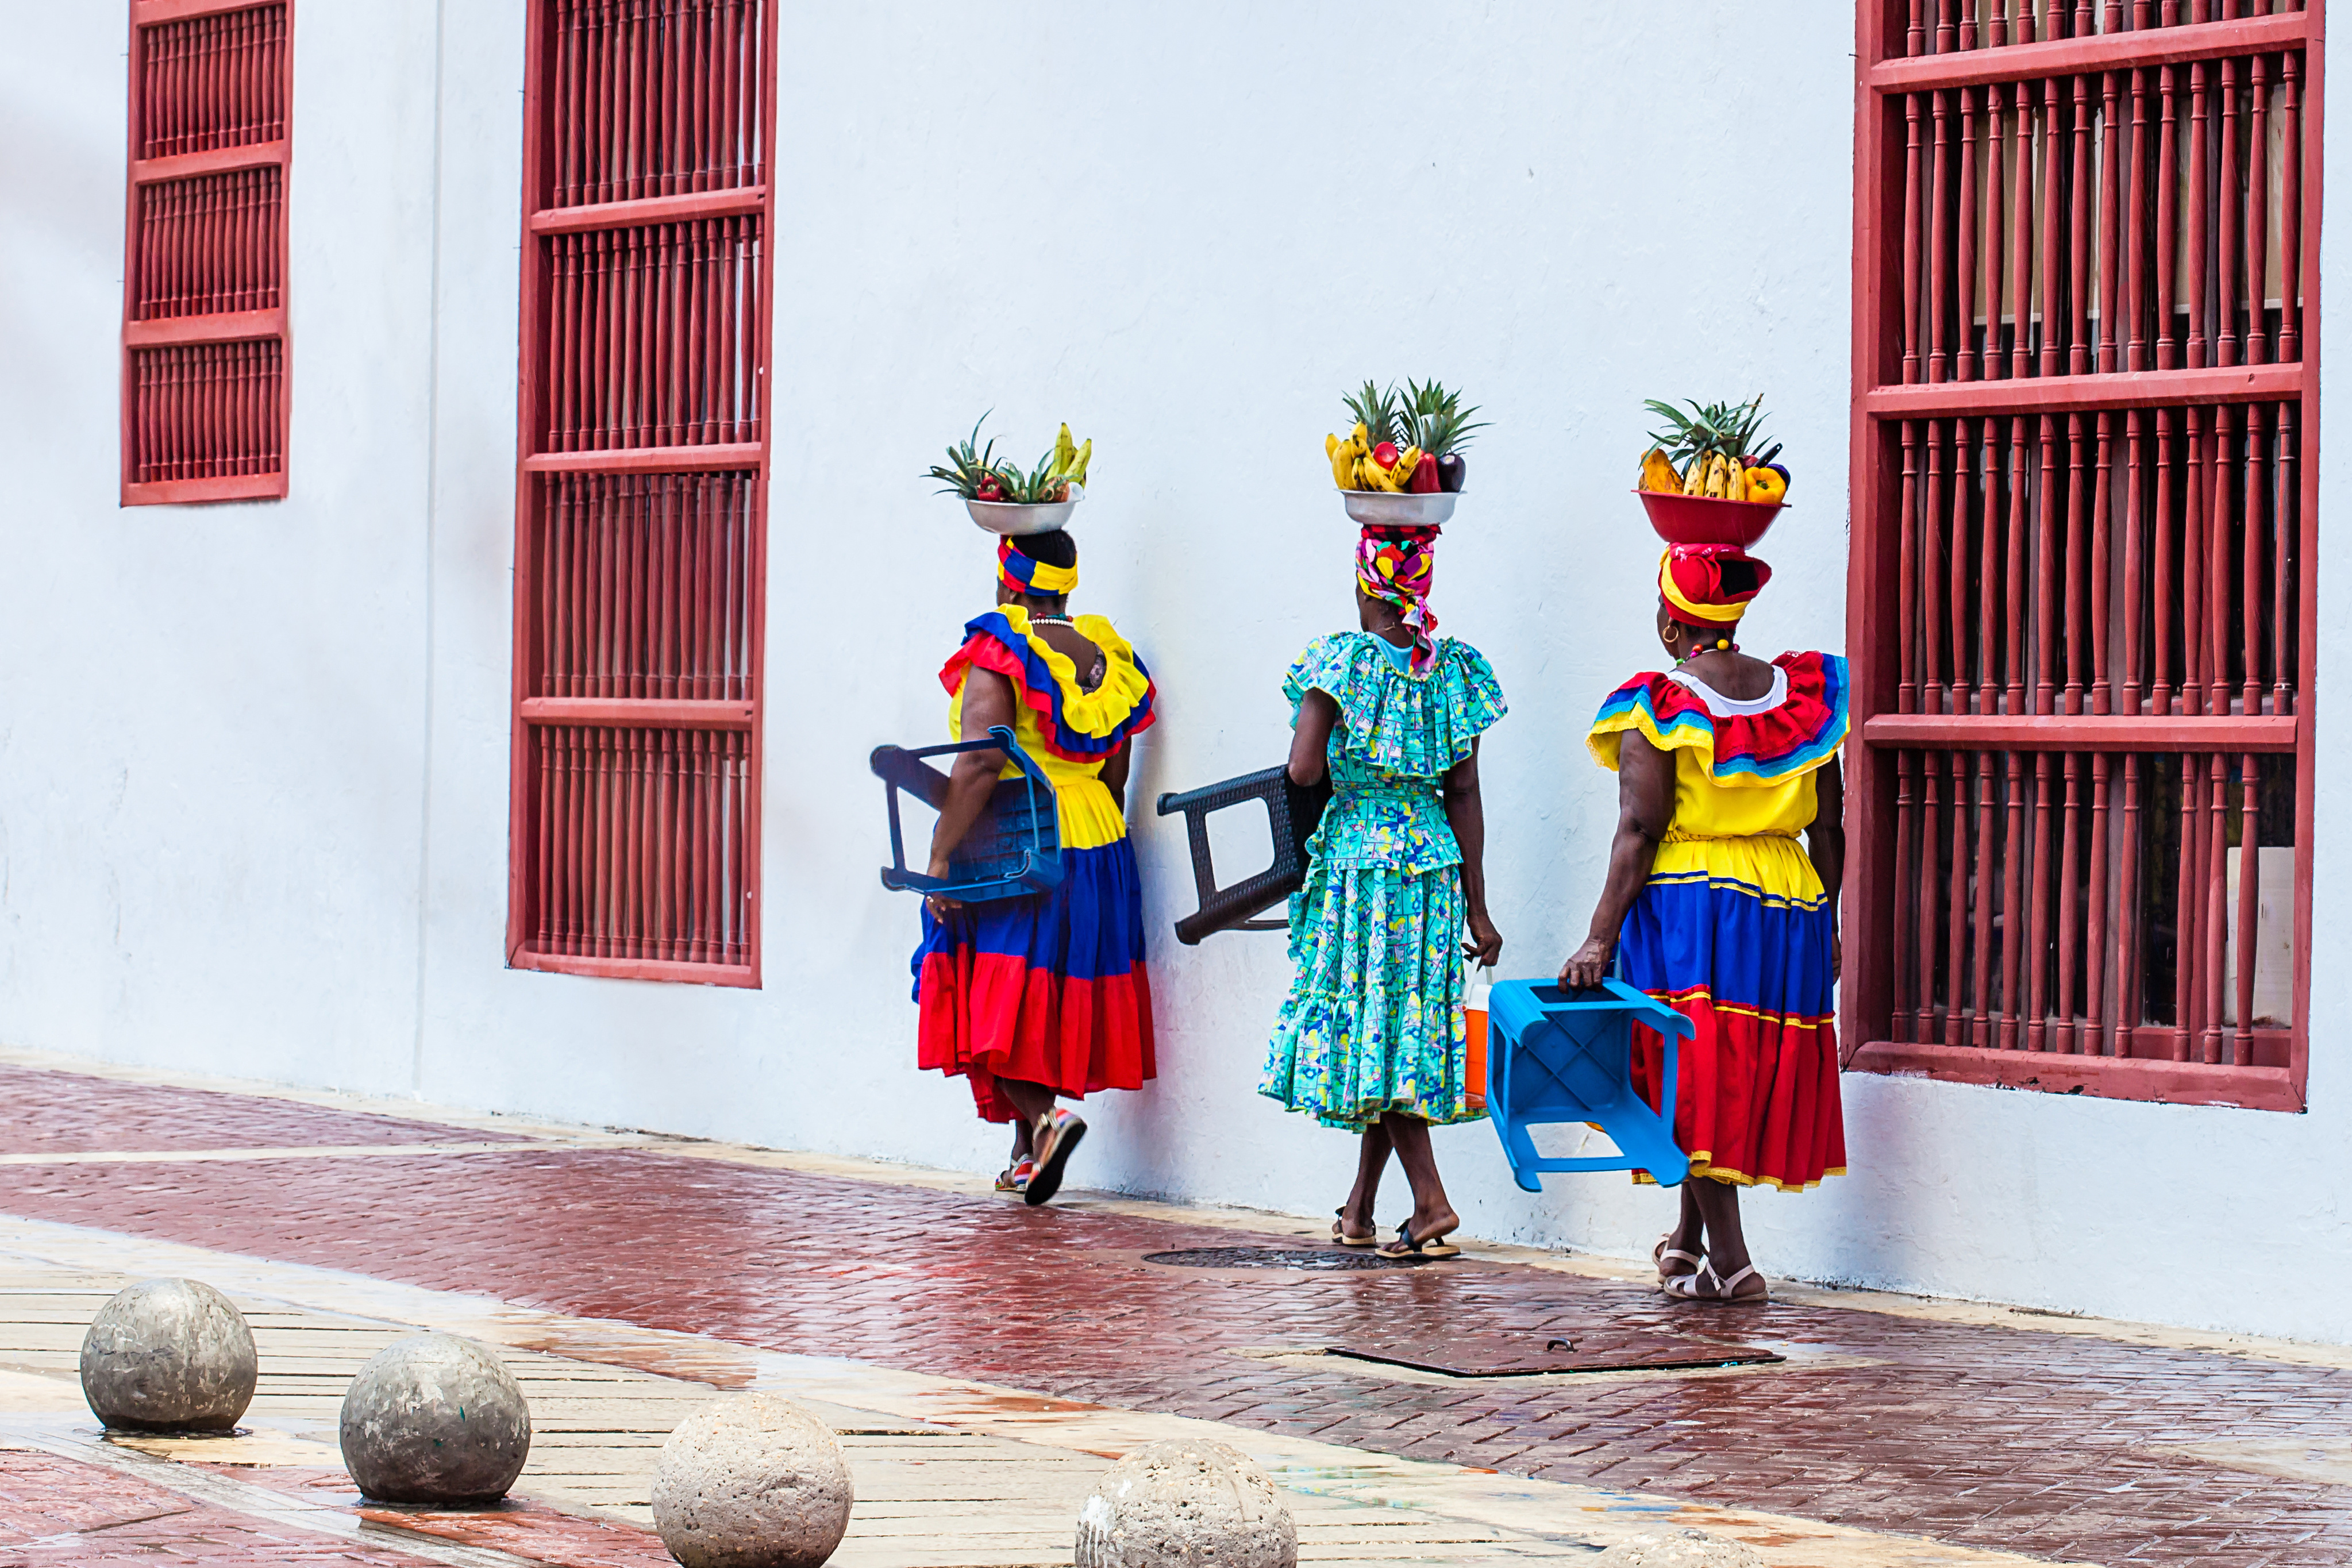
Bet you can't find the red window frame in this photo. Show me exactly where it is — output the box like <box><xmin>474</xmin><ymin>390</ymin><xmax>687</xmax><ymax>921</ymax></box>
<box><xmin>1846</xmin><ymin>0</ymin><xmax>2322</xmax><ymax>1111</ymax></box>
<box><xmin>121</xmin><ymin>0</ymin><xmax>293</xmax><ymax>506</ymax></box>
<box><xmin>506</xmin><ymin>0</ymin><xmax>776</xmax><ymax>987</ymax></box>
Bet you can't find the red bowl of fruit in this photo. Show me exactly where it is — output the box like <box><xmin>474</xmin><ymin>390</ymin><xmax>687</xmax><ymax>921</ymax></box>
<box><xmin>1637</xmin><ymin>490</ymin><xmax>1788</xmax><ymax>548</ymax></box>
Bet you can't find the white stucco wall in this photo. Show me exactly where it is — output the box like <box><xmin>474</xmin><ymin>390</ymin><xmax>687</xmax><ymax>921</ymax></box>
<box><xmin>1</xmin><ymin>2</ymin><xmax>2341</xmax><ymax>1341</ymax></box>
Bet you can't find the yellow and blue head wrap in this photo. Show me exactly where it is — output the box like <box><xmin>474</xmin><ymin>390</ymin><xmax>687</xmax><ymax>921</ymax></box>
<box><xmin>998</xmin><ymin>535</ymin><xmax>1078</xmax><ymax>598</ymax></box>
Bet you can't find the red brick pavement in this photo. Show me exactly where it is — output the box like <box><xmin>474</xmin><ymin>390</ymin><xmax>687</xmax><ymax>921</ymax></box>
<box><xmin>234</xmin><ymin>1470</ymin><xmax>676</xmax><ymax>1568</ymax></box>
<box><xmin>5</xmin><ymin>1068</ymin><xmax>2351</xmax><ymax>1567</ymax></box>
<box><xmin>0</xmin><ymin>1064</ymin><xmax>518</xmax><ymax>1154</ymax></box>
<box><xmin>0</xmin><ymin>1448</ymin><xmax>437</xmax><ymax>1564</ymax></box>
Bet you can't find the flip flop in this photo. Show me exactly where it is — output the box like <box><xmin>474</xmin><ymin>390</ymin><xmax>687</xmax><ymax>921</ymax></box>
<box><xmin>1377</xmin><ymin>1221</ymin><xmax>1461</xmax><ymax>1261</ymax></box>
<box><xmin>1023</xmin><ymin>1109</ymin><xmax>1086</xmax><ymax>1206</ymax></box>
<box><xmin>1661</xmin><ymin>1260</ymin><xmax>1769</xmax><ymax>1304</ymax></box>
<box><xmin>1331</xmin><ymin>1208</ymin><xmax>1378</xmax><ymax>1248</ymax></box>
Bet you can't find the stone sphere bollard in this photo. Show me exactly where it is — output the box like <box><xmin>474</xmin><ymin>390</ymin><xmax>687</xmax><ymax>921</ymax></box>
<box><xmin>79</xmin><ymin>1278</ymin><xmax>257</xmax><ymax>1433</ymax></box>
<box><xmin>1075</xmin><ymin>1439</ymin><xmax>1296</xmax><ymax>1568</ymax></box>
<box><xmin>1593</xmin><ymin>1528</ymin><xmax>1765</xmax><ymax>1567</ymax></box>
<box><xmin>339</xmin><ymin>1332</ymin><xmax>532</xmax><ymax>1505</ymax></box>
<box><xmin>652</xmin><ymin>1394</ymin><xmax>854</xmax><ymax>1568</ymax></box>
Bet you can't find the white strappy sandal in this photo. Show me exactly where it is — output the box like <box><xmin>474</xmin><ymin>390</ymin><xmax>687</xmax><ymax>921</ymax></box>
<box><xmin>1661</xmin><ymin>1259</ymin><xmax>1770</xmax><ymax>1305</ymax></box>
<box><xmin>1653</xmin><ymin>1233</ymin><xmax>1703</xmax><ymax>1284</ymax></box>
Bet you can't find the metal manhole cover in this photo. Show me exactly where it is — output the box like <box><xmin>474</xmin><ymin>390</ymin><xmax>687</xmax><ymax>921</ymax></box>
<box><xmin>1328</xmin><ymin>1329</ymin><xmax>1782</xmax><ymax>1377</ymax></box>
<box><xmin>1142</xmin><ymin>1247</ymin><xmax>1433</xmax><ymax>1271</ymax></box>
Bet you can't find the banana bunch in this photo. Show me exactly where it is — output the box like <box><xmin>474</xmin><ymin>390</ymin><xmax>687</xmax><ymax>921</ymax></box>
<box><xmin>1636</xmin><ymin>444</ymin><xmax>1790</xmax><ymax>504</ymax></box>
<box><xmin>1326</xmin><ymin>423</ymin><xmax>1423</xmax><ymax>492</ymax></box>
<box><xmin>1635</xmin><ymin>446</ymin><xmax>1747</xmax><ymax>499</ymax></box>
<box><xmin>1326</xmin><ymin>425</ymin><xmax>1367</xmax><ymax>487</ymax></box>
<box><xmin>1683</xmin><ymin>452</ymin><xmax>1747</xmax><ymax>500</ymax></box>
<box><xmin>1051</xmin><ymin>423</ymin><xmax>1092</xmax><ymax>488</ymax></box>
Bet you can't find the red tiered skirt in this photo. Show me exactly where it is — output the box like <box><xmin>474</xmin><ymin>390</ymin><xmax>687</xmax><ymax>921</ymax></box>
<box><xmin>1620</xmin><ymin>853</ymin><xmax>1846</xmax><ymax>1191</ymax></box>
<box><xmin>912</xmin><ymin>838</ymin><xmax>1156</xmax><ymax>1123</ymax></box>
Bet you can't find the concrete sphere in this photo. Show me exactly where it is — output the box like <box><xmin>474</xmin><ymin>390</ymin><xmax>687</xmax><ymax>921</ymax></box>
<box><xmin>1593</xmin><ymin>1529</ymin><xmax>1765</xmax><ymax>1567</ymax></box>
<box><xmin>339</xmin><ymin>1333</ymin><xmax>532</xmax><ymax>1505</ymax></box>
<box><xmin>79</xmin><ymin>1278</ymin><xmax>257</xmax><ymax>1433</ymax></box>
<box><xmin>652</xmin><ymin>1395</ymin><xmax>853</xmax><ymax>1568</ymax></box>
<box><xmin>1075</xmin><ymin>1439</ymin><xmax>1296</xmax><ymax>1568</ymax></box>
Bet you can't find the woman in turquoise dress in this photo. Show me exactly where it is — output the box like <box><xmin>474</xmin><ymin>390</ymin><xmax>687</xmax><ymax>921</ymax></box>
<box><xmin>1261</xmin><ymin>526</ymin><xmax>1506</xmax><ymax>1259</ymax></box>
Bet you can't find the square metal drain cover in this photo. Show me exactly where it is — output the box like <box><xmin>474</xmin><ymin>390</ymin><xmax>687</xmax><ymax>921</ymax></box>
<box><xmin>1327</xmin><ymin>1329</ymin><xmax>1781</xmax><ymax>1377</ymax></box>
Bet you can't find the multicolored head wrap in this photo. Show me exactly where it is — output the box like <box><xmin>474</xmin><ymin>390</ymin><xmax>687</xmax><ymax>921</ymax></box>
<box><xmin>1658</xmin><ymin>544</ymin><xmax>1772</xmax><ymax>635</ymax></box>
<box><xmin>997</xmin><ymin>534</ymin><xmax>1078</xmax><ymax>599</ymax></box>
<box><xmin>1356</xmin><ymin>526</ymin><xmax>1440</xmax><ymax>675</ymax></box>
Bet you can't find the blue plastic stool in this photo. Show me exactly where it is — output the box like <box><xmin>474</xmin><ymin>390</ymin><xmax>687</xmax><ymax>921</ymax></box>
<box><xmin>869</xmin><ymin>725</ymin><xmax>1063</xmax><ymax>903</ymax></box>
<box><xmin>1485</xmin><ymin>977</ymin><xmax>1696</xmax><ymax>1191</ymax></box>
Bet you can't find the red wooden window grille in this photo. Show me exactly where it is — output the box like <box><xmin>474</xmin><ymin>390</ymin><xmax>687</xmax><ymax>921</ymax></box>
<box><xmin>121</xmin><ymin>1</ymin><xmax>292</xmax><ymax>505</ymax></box>
<box><xmin>509</xmin><ymin>0</ymin><xmax>773</xmax><ymax>986</ymax></box>
<box><xmin>1847</xmin><ymin>0</ymin><xmax>2321</xmax><ymax>1111</ymax></box>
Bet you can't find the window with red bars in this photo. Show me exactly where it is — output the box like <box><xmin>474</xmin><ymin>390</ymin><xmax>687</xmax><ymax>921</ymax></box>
<box><xmin>509</xmin><ymin>0</ymin><xmax>773</xmax><ymax>986</ymax></box>
<box><xmin>122</xmin><ymin>1</ymin><xmax>291</xmax><ymax>505</ymax></box>
<box><xmin>1846</xmin><ymin>0</ymin><xmax>2319</xmax><ymax>1111</ymax></box>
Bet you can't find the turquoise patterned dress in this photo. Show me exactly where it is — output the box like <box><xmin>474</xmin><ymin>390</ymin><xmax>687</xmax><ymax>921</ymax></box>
<box><xmin>1260</xmin><ymin>633</ymin><xmax>1507</xmax><ymax>1130</ymax></box>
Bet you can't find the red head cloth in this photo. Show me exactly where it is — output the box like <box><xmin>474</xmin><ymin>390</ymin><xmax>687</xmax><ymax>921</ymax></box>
<box><xmin>1356</xmin><ymin>527</ymin><xmax>1440</xmax><ymax>675</ymax></box>
<box><xmin>1658</xmin><ymin>544</ymin><xmax>1772</xmax><ymax>626</ymax></box>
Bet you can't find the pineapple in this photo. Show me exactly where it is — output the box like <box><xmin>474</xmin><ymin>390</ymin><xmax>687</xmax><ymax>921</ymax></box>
<box><xmin>1341</xmin><ymin>380</ymin><xmax>1404</xmax><ymax>449</ymax></box>
<box><xmin>1400</xmin><ymin>377</ymin><xmax>1490</xmax><ymax>457</ymax></box>
<box><xmin>1000</xmin><ymin>448</ymin><xmax>1071</xmax><ymax>503</ymax></box>
<box><xmin>926</xmin><ymin>413</ymin><xmax>1003</xmax><ymax>499</ymax></box>
<box><xmin>1643</xmin><ymin>395</ymin><xmax>1779</xmax><ymax>472</ymax></box>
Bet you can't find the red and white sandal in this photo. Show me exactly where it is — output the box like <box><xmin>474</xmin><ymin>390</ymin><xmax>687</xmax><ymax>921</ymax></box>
<box><xmin>1023</xmin><ymin>1109</ymin><xmax>1086</xmax><ymax>1206</ymax></box>
<box><xmin>995</xmin><ymin>1157</ymin><xmax>1036</xmax><ymax>1195</ymax></box>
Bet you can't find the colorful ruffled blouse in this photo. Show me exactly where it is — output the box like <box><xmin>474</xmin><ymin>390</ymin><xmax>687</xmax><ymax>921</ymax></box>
<box><xmin>1587</xmin><ymin>651</ymin><xmax>1849</xmax><ymax>842</ymax></box>
<box><xmin>940</xmin><ymin>606</ymin><xmax>1157</xmax><ymax>852</ymax></box>
<box><xmin>1284</xmin><ymin>633</ymin><xmax>1507</xmax><ymax>874</ymax></box>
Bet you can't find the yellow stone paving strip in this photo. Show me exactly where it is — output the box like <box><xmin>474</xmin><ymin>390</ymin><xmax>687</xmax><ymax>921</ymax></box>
<box><xmin>3</xmin><ymin>1043</ymin><xmax>2344</xmax><ymax>1378</ymax></box>
<box><xmin>0</xmin><ymin>1213</ymin><xmax>2082</xmax><ymax>1567</ymax></box>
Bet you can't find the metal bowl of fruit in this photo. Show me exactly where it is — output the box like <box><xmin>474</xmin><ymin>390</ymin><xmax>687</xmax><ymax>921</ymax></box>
<box><xmin>1636</xmin><ymin>490</ymin><xmax>1786</xmax><ymax>548</ymax></box>
<box><xmin>968</xmin><ymin>491</ymin><xmax>1081</xmax><ymax>536</ymax></box>
<box><xmin>1342</xmin><ymin>490</ymin><xmax>1457</xmax><ymax>530</ymax></box>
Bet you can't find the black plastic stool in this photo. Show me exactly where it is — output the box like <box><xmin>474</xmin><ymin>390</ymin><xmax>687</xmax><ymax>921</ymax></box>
<box><xmin>1153</xmin><ymin>766</ymin><xmax>1329</xmax><ymax>944</ymax></box>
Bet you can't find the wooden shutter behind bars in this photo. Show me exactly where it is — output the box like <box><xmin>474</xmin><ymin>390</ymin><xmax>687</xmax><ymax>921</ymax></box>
<box><xmin>507</xmin><ymin>0</ymin><xmax>774</xmax><ymax>986</ymax></box>
<box><xmin>121</xmin><ymin>0</ymin><xmax>293</xmax><ymax>505</ymax></box>
<box><xmin>1846</xmin><ymin>0</ymin><xmax>2321</xmax><ymax>1109</ymax></box>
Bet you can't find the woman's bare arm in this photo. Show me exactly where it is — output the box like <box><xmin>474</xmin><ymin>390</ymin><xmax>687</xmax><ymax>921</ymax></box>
<box><xmin>926</xmin><ymin>668</ymin><xmax>1016</xmax><ymax>884</ymax></box>
<box><xmin>1287</xmin><ymin>689</ymin><xmax>1341</xmax><ymax>788</ymax></box>
<box><xmin>1099</xmin><ymin>736</ymin><xmax>1132</xmax><ymax>815</ymax></box>
<box><xmin>1560</xmin><ymin>730</ymin><xmax>1674</xmax><ymax>988</ymax></box>
<box><xmin>1443</xmin><ymin>739</ymin><xmax>1503</xmax><ymax>965</ymax></box>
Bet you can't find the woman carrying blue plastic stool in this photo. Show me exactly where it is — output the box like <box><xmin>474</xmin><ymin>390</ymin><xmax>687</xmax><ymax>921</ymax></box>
<box><xmin>1261</xmin><ymin>526</ymin><xmax>1506</xmax><ymax>1259</ymax></box>
<box><xmin>914</xmin><ymin>529</ymin><xmax>1158</xmax><ymax>1204</ymax></box>
<box><xmin>1561</xmin><ymin>544</ymin><xmax>1847</xmax><ymax>1304</ymax></box>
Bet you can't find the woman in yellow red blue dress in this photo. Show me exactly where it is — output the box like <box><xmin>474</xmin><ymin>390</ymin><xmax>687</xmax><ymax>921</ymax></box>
<box><xmin>914</xmin><ymin>529</ymin><xmax>1157</xmax><ymax>1205</ymax></box>
<box><xmin>1560</xmin><ymin>543</ymin><xmax>1846</xmax><ymax>1303</ymax></box>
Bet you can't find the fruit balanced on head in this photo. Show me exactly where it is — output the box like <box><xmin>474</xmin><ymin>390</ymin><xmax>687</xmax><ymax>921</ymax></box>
<box><xmin>928</xmin><ymin>414</ymin><xmax>1091</xmax><ymax>503</ymax></box>
<box><xmin>1635</xmin><ymin>395</ymin><xmax>1789</xmax><ymax>503</ymax></box>
<box><xmin>1325</xmin><ymin>379</ymin><xmax>1487</xmax><ymax>494</ymax></box>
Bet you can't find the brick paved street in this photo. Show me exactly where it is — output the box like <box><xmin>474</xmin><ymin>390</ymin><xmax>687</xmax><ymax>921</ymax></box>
<box><xmin>0</xmin><ymin>1448</ymin><xmax>445</xmax><ymax>1565</ymax></box>
<box><xmin>3</xmin><ymin>1057</ymin><xmax>2351</xmax><ymax>1566</ymax></box>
